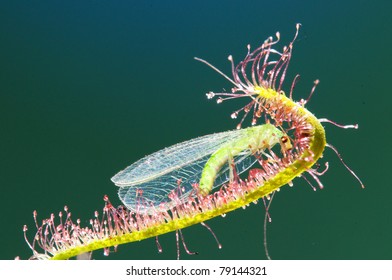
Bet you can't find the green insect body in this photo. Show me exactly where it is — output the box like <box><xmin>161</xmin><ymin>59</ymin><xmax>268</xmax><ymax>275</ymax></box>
<box><xmin>198</xmin><ymin>123</ymin><xmax>284</xmax><ymax>195</ymax></box>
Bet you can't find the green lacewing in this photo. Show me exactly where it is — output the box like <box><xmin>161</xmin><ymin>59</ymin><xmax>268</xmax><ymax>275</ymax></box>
<box><xmin>112</xmin><ymin>123</ymin><xmax>285</xmax><ymax>213</ymax></box>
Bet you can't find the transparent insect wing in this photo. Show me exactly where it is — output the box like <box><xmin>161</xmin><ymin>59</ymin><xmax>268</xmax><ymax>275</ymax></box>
<box><xmin>216</xmin><ymin>152</ymin><xmax>258</xmax><ymax>182</ymax></box>
<box><xmin>111</xmin><ymin>129</ymin><xmax>246</xmax><ymax>187</ymax></box>
<box><xmin>118</xmin><ymin>155</ymin><xmax>208</xmax><ymax>212</ymax></box>
<box><xmin>118</xmin><ymin>151</ymin><xmax>258</xmax><ymax>213</ymax></box>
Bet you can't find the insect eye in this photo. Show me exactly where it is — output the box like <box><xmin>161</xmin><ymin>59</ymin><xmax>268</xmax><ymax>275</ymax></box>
<box><xmin>280</xmin><ymin>135</ymin><xmax>293</xmax><ymax>151</ymax></box>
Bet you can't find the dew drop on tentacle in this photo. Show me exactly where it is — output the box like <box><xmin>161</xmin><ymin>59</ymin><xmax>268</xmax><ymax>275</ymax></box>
<box><xmin>319</xmin><ymin>118</ymin><xmax>359</xmax><ymax>129</ymax></box>
<box><xmin>103</xmin><ymin>247</ymin><xmax>110</xmax><ymax>257</ymax></box>
<box><xmin>206</xmin><ymin>91</ymin><xmax>215</xmax><ymax>99</ymax></box>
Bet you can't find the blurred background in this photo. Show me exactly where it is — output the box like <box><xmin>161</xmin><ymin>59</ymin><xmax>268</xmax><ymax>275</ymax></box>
<box><xmin>1</xmin><ymin>0</ymin><xmax>390</xmax><ymax>260</ymax></box>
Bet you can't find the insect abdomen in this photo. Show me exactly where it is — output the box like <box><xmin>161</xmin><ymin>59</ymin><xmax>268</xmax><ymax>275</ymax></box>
<box><xmin>198</xmin><ymin>146</ymin><xmax>233</xmax><ymax>195</ymax></box>
<box><xmin>198</xmin><ymin>124</ymin><xmax>283</xmax><ymax>196</ymax></box>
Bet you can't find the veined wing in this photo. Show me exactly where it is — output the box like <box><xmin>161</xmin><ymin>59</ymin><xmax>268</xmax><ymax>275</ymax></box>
<box><xmin>118</xmin><ymin>149</ymin><xmax>258</xmax><ymax>213</ymax></box>
<box><xmin>111</xmin><ymin>128</ymin><xmax>247</xmax><ymax>187</ymax></box>
<box><xmin>213</xmin><ymin>150</ymin><xmax>258</xmax><ymax>187</ymax></box>
<box><xmin>118</xmin><ymin>154</ymin><xmax>211</xmax><ymax>212</ymax></box>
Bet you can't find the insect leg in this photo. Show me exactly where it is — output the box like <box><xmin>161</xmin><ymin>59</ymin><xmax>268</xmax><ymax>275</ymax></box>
<box><xmin>226</xmin><ymin>148</ymin><xmax>238</xmax><ymax>183</ymax></box>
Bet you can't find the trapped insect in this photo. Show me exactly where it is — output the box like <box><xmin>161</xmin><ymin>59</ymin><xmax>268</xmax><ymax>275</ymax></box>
<box><xmin>112</xmin><ymin>123</ymin><xmax>287</xmax><ymax>213</ymax></box>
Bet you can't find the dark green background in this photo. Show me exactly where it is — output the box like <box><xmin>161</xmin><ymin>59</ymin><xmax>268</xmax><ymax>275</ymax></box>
<box><xmin>1</xmin><ymin>1</ymin><xmax>390</xmax><ymax>260</ymax></box>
